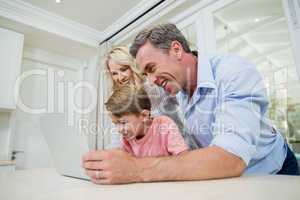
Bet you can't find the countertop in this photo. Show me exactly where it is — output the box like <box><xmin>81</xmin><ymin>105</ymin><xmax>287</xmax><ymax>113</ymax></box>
<box><xmin>0</xmin><ymin>168</ymin><xmax>299</xmax><ymax>200</ymax></box>
<box><xmin>0</xmin><ymin>160</ymin><xmax>15</xmax><ymax>166</ymax></box>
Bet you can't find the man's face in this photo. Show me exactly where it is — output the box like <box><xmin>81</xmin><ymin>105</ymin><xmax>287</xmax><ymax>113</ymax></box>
<box><xmin>135</xmin><ymin>41</ymin><xmax>186</xmax><ymax>95</ymax></box>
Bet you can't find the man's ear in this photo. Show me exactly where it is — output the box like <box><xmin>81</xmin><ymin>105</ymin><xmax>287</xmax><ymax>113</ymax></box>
<box><xmin>169</xmin><ymin>40</ymin><xmax>183</xmax><ymax>60</ymax></box>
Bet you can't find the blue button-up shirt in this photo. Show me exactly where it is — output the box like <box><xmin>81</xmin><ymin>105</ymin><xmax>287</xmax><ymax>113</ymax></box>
<box><xmin>176</xmin><ymin>54</ymin><xmax>287</xmax><ymax>174</ymax></box>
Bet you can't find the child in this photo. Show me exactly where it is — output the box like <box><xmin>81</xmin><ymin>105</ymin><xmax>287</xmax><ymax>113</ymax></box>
<box><xmin>105</xmin><ymin>85</ymin><xmax>188</xmax><ymax>157</ymax></box>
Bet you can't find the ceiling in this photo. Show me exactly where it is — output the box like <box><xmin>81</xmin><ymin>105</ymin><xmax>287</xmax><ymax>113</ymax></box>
<box><xmin>117</xmin><ymin>0</ymin><xmax>200</xmax><ymax>45</ymax></box>
<box><xmin>0</xmin><ymin>0</ymin><xmax>152</xmax><ymax>59</ymax></box>
<box><xmin>0</xmin><ymin>15</ymin><xmax>97</xmax><ymax>59</ymax></box>
<box><xmin>0</xmin><ymin>0</ymin><xmax>202</xmax><ymax>59</ymax></box>
<box><xmin>0</xmin><ymin>0</ymin><xmax>196</xmax><ymax>59</ymax></box>
<box><xmin>22</xmin><ymin>0</ymin><xmax>143</xmax><ymax>31</ymax></box>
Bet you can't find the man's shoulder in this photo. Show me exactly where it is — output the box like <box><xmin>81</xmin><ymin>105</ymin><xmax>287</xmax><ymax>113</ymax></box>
<box><xmin>208</xmin><ymin>53</ymin><xmax>260</xmax><ymax>82</ymax></box>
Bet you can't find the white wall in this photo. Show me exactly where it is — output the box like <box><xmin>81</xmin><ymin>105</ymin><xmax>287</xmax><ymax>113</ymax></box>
<box><xmin>13</xmin><ymin>49</ymin><xmax>89</xmax><ymax>169</ymax></box>
<box><xmin>82</xmin><ymin>49</ymin><xmax>121</xmax><ymax>150</ymax></box>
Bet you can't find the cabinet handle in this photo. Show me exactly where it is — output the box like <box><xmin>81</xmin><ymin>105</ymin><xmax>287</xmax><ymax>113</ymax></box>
<box><xmin>11</xmin><ymin>150</ymin><xmax>24</xmax><ymax>160</ymax></box>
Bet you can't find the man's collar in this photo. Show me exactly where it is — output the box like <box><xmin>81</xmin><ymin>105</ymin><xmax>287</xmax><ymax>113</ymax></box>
<box><xmin>196</xmin><ymin>54</ymin><xmax>217</xmax><ymax>90</ymax></box>
<box><xmin>176</xmin><ymin>53</ymin><xmax>216</xmax><ymax>100</ymax></box>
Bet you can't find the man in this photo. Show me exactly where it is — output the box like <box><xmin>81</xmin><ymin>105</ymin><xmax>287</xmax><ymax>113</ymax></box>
<box><xmin>82</xmin><ymin>23</ymin><xmax>299</xmax><ymax>184</ymax></box>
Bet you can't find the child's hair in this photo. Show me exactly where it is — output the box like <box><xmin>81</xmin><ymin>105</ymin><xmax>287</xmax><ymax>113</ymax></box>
<box><xmin>105</xmin><ymin>85</ymin><xmax>151</xmax><ymax>117</ymax></box>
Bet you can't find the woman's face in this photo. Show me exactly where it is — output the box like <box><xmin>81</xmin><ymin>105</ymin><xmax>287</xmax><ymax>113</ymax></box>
<box><xmin>108</xmin><ymin>59</ymin><xmax>134</xmax><ymax>86</ymax></box>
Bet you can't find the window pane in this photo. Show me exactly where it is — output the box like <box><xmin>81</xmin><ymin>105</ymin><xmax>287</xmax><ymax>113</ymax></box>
<box><xmin>213</xmin><ymin>0</ymin><xmax>300</xmax><ymax>154</ymax></box>
<box><xmin>180</xmin><ymin>22</ymin><xmax>198</xmax><ymax>51</ymax></box>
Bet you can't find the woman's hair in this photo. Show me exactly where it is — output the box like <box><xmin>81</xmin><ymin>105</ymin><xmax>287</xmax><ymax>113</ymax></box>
<box><xmin>105</xmin><ymin>85</ymin><xmax>151</xmax><ymax>117</ymax></box>
<box><xmin>106</xmin><ymin>46</ymin><xmax>144</xmax><ymax>90</ymax></box>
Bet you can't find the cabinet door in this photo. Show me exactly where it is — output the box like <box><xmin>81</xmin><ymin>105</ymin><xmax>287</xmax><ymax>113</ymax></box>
<box><xmin>0</xmin><ymin>165</ymin><xmax>15</xmax><ymax>174</ymax></box>
<box><xmin>0</xmin><ymin>113</ymin><xmax>11</xmax><ymax>160</ymax></box>
<box><xmin>0</xmin><ymin>28</ymin><xmax>24</xmax><ymax>109</ymax></box>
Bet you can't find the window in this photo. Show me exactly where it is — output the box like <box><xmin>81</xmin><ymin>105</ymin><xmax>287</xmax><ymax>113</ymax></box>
<box><xmin>213</xmin><ymin>0</ymin><xmax>300</xmax><ymax>150</ymax></box>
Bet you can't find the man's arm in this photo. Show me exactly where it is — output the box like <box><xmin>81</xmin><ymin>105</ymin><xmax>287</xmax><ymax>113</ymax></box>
<box><xmin>82</xmin><ymin>146</ymin><xmax>245</xmax><ymax>184</ymax></box>
<box><xmin>136</xmin><ymin>146</ymin><xmax>245</xmax><ymax>182</ymax></box>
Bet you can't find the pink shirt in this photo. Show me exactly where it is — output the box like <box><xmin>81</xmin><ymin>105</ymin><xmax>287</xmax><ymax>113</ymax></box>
<box><xmin>122</xmin><ymin>115</ymin><xmax>188</xmax><ymax>157</ymax></box>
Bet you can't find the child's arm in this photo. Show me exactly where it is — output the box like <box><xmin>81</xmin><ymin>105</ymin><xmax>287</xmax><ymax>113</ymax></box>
<box><xmin>163</xmin><ymin>117</ymin><xmax>189</xmax><ymax>155</ymax></box>
<box><xmin>121</xmin><ymin>138</ymin><xmax>134</xmax><ymax>154</ymax></box>
<box><xmin>167</xmin><ymin>131</ymin><xmax>189</xmax><ymax>155</ymax></box>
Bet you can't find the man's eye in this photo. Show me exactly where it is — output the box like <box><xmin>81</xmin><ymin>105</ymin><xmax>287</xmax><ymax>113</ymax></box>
<box><xmin>147</xmin><ymin>66</ymin><xmax>156</xmax><ymax>73</ymax></box>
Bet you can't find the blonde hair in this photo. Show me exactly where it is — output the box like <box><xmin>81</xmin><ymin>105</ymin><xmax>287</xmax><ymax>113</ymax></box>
<box><xmin>105</xmin><ymin>85</ymin><xmax>151</xmax><ymax>117</ymax></box>
<box><xmin>106</xmin><ymin>46</ymin><xmax>144</xmax><ymax>90</ymax></box>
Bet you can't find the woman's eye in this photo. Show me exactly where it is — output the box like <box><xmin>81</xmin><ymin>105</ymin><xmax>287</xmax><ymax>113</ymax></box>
<box><xmin>120</xmin><ymin>67</ymin><xmax>129</xmax><ymax>72</ymax></box>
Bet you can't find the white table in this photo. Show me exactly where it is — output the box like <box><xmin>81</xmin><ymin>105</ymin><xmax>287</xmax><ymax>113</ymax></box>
<box><xmin>0</xmin><ymin>168</ymin><xmax>299</xmax><ymax>200</ymax></box>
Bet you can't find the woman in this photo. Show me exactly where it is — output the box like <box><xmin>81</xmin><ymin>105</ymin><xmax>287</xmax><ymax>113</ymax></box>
<box><xmin>105</xmin><ymin>46</ymin><xmax>200</xmax><ymax>149</ymax></box>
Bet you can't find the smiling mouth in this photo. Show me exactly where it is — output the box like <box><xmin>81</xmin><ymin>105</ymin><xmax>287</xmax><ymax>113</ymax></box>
<box><xmin>161</xmin><ymin>80</ymin><xmax>167</xmax><ymax>88</ymax></box>
<box><xmin>161</xmin><ymin>80</ymin><xmax>172</xmax><ymax>93</ymax></box>
<box><xmin>120</xmin><ymin>79</ymin><xmax>130</xmax><ymax>84</ymax></box>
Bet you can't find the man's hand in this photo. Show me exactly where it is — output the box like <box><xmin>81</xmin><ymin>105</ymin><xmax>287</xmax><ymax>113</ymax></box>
<box><xmin>82</xmin><ymin>149</ymin><xmax>141</xmax><ymax>184</ymax></box>
<box><xmin>82</xmin><ymin>147</ymin><xmax>245</xmax><ymax>185</ymax></box>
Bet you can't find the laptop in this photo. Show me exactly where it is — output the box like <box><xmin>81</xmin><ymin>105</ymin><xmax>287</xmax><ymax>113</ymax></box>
<box><xmin>40</xmin><ymin>113</ymin><xmax>91</xmax><ymax>180</ymax></box>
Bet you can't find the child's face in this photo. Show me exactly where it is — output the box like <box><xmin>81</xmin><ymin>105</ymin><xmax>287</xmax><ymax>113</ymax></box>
<box><xmin>111</xmin><ymin>112</ymin><xmax>148</xmax><ymax>140</ymax></box>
